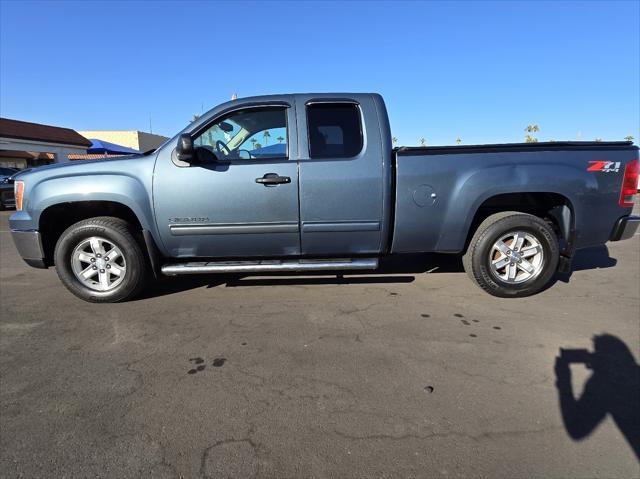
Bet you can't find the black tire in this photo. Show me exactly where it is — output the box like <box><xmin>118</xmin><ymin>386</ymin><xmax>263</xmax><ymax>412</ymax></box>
<box><xmin>54</xmin><ymin>216</ymin><xmax>149</xmax><ymax>303</ymax></box>
<box><xmin>462</xmin><ymin>211</ymin><xmax>559</xmax><ymax>298</ymax></box>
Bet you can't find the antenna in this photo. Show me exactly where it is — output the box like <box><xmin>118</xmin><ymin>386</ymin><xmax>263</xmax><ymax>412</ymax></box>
<box><xmin>149</xmin><ymin>115</ymin><xmax>153</xmax><ymax>134</ymax></box>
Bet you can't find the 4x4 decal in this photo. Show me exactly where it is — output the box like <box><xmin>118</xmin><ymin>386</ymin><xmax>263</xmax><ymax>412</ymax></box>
<box><xmin>587</xmin><ymin>161</ymin><xmax>621</xmax><ymax>173</ymax></box>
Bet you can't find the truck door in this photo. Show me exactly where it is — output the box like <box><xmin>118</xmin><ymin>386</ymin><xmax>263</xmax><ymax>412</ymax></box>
<box><xmin>296</xmin><ymin>96</ymin><xmax>386</xmax><ymax>255</ymax></box>
<box><xmin>153</xmin><ymin>104</ymin><xmax>300</xmax><ymax>258</ymax></box>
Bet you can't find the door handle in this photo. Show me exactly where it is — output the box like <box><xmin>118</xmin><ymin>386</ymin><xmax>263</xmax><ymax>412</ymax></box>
<box><xmin>255</xmin><ymin>173</ymin><xmax>291</xmax><ymax>186</ymax></box>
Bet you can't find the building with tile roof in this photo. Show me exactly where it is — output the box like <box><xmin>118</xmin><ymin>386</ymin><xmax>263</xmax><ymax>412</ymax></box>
<box><xmin>0</xmin><ymin>118</ymin><xmax>90</xmax><ymax>169</ymax></box>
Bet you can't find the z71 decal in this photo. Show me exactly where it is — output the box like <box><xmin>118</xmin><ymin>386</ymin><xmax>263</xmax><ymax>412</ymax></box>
<box><xmin>587</xmin><ymin>160</ymin><xmax>621</xmax><ymax>173</ymax></box>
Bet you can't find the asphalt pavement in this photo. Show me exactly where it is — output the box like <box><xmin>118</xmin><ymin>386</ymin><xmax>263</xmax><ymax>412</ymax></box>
<box><xmin>1</xmin><ymin>209</ymin><xmax>638</xmax><ymax>478</ymax></box>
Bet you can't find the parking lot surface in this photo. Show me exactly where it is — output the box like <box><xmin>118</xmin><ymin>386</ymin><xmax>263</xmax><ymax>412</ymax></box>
<box><xmin>1</xmin><ymin>209</ymin><xmax>638</xmax><ymax>478</ymax></box>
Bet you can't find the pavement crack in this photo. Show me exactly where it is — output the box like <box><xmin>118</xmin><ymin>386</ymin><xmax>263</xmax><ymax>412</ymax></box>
<box><xmin>333</xmin><ymin>424</ymin><xmax>562</xmax><ymax>444</ymax></box>
<box><xmin>199</xmin><ymin>438</ymin><xmax>259</xmax><ymax>479</ymax></box>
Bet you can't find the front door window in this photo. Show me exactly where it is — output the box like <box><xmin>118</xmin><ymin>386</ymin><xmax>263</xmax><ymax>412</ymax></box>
<box><xmin>194</xmin><ymin>107</ymin><xmax>288</xmax><ymax>160</ymax></box>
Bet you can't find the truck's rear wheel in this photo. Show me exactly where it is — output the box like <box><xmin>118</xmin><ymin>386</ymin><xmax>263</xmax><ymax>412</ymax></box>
<box><xmin>463</xmin><ymin>212</ymin><xmax>559</xmax><ymax>298</ymax></box>
<box><xmin>54</xmin><ymin>217</ymin><xmax>148</xmax><ymax>303</ymax></box>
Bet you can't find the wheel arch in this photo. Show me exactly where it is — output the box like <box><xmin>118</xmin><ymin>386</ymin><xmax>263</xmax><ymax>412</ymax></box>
<box><xmin>462</xmin><ymin>192</ymin><xmax>575</xmax><ymax>256</ymax></box>
<box><xmin>39</xmin><ymin>201</ymin><xmax>147</xmax><ymax>266</ymax></box>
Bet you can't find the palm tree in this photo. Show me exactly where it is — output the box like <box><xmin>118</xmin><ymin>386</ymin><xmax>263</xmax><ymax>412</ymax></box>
<box><xmin>624</xmin><ymin>135</ymin><xmax>634</xmax><ymax>142</ymax></box>
<box><xmin>419</xmin><ymin>137</ymin><xmax>426</xmax><ymax>146</ymax></box>
<box><xmin>392</xmin><ymin>136</ymin><xmax>398</xmax><ymax>146</ymax></box>
<box><xmin>263</xmin><ymin>130</ymin><xmax>271</xmax><ymax>145</ymax></box>
<box><xmin>456</xmin><ymin>137</ymin><xmax>462</xmax><ymax>145</ymax></box>
<box><xmin>276</xmin><ymin>136</ymin><xmax>284</xmax><ymax>143</ymax></box>
<box><xmin>191</xmin><ymin>114</ymin><xmax>201</xmax><ymax>123</ymax></box>
<box><xmin>250</xmin><ymin>138</ymin><xmax>257</xmax><ymax>149</ymax></box>
<box><xmin>254</xmin><ymin>142</ymin><xmax>262</xmax><ymax>149</ymax></box>
<box><xmin>524</xmin><ymin>124</ymin><xmax>539</xmax><ymax>143</ymax></box>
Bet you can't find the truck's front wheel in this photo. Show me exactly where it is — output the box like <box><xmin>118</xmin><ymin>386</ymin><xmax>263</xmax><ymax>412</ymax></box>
<box><xmin>463</xmin><ymin>212</ymin><xmax>559</xmax><ymax>298</ymax></box>
<box><xmin>54</xmin><ymin>217</ymin><xmax>148</xmax><ymax>303</ymax></box>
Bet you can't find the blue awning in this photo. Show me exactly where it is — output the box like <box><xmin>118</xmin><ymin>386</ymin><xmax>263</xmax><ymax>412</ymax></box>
<box><xmin>88</xmin><ymin>139</ymin><xmax>142</xmax><ymax>155</ymax></box>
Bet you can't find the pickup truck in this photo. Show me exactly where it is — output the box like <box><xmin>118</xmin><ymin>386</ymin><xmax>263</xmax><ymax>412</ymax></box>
<box><xmin>9</xmin><ymin>93</ymin><xmax>640</xmax><ymax>303</ymax></box>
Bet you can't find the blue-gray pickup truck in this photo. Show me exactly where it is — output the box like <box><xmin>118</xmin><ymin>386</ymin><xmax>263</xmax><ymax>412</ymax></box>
<box><xmin>9</xmin><ymin>93</ymin><xmax>640</xmax><ymax>302</ymax></box>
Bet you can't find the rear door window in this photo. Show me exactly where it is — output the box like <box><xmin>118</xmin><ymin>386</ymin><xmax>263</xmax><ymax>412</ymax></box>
<box><xmin>306</xmin><ymin>103</ymin><xmax>363</xmax><ymax>159</ymax></box>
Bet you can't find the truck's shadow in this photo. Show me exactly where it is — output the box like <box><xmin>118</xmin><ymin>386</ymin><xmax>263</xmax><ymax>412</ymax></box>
<box><xmin>138</xmin><ymin>246</ymin><xmax>616</xmax><ymax>299</ymax></box>
<box><xmin>554</xmin><ymin>334</ymin><xmax>640</xmax><ymax>460</ymax></box>
<box><xmin>556</xmin><ymin>245</ymin><xmax>617</xmax><ymax>283</ymax></box>
<box><xmin>223</xmin><ymin>253</ymin><xmax>464</xmax><ymax>288</ymax></box>
<box><xmin>138</xmin><ymin>253</ymin><xmax>458</xmax><ymax>299</ymax></box>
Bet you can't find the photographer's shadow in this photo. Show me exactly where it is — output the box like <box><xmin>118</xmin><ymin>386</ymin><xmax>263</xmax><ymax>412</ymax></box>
<box><xmin>555</xmin><ymin>334</ymin><xmax>640</xmax><ymax>459</ymax></box>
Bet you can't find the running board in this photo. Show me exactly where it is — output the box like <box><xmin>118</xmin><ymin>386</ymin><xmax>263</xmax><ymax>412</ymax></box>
<box><xmin>161</xmin><ymin>258</ymin><xmax>379</xmax><ymax>276</ymax></box>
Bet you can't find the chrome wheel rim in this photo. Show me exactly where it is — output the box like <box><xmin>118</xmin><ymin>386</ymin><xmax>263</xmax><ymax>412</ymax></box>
<box><xmin>489</xmin><ymin>230</ymin><xmax>544</xmax><ymax>284</ymax></box>
<box><xmin>71</xmin><ymin>236</ymin><xmax>126</xmax><ymax>292</ymax></box>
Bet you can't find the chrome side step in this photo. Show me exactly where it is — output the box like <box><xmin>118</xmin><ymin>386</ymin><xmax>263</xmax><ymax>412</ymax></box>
<box><xmin>161</xmin><ymin>258</ymin><xmax>379</xmax><ymax>276</ymax></box>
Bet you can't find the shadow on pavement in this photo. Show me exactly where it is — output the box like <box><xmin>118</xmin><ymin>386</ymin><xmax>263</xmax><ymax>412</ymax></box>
<box><xmin>225</xmin><ymin>253</ymin><xmax>464</xmax><ymax>287</ymax></box>
<box><xmin>135</xmin><ymin>253</ymin><xmax>462</xmax><ymax>299</ymax></box>
<box><xmin>136</xmin><ymin>275</ymin><xmax>231</xmax><ymax>300</ymax></box>
<box><xmin>225</xmin><ymin>275</ymin><xmax>415</xmax><ymax>287</ymax></box>
<box><xmin>555</xmin><ymin>334</ymin><xmax>640</xmax><ymax>460</ymax></box>
<box><xmin>137</xmin><ymin>246</ymin><xmax>619</xmax><ymax>299</ymax></box>
<box><xmin>556</xmin><ymin>245</ymin><xmax>617</xmax><ymax>283</ymax></box>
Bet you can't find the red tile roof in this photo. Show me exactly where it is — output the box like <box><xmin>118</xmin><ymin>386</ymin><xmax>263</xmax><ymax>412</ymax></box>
<box><xmin>0</xmin><ymin>117</ymin><xmax>91</xmax><ymax>147</ymax></box>
<box><xmin>68</xmin><ymin>154</ymin><xmax>125</xmax><ymax>161</ymax></box>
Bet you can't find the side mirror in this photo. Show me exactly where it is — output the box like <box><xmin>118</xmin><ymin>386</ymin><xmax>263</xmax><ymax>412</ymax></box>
<box><xmin>176</xmin><ymin>134</ymin><xmax>195</xmax><ymax>163</ymax></box>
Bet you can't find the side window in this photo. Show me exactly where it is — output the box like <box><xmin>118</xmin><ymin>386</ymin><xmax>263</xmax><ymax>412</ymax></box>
<box><xmin>306</xmin><ymin>103</ymin><xmax>363</xmax><ymax>159</ymax></box>
<box><xmin>194</xmin><ymin>107</ymin><xmax>288</xmax><ymax>160</ymax></box>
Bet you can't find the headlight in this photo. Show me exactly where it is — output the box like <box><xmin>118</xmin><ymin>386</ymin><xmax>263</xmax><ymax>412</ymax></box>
<box><xmin>14</xmin><ymin>181</ymin><xmax>24</xmax><ymax>211</ymax></box>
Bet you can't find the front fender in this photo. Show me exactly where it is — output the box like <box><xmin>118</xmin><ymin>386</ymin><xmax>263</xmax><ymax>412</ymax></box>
<box><xmin>11</xmin><ymin>173</ymin><xmax>155</xmax><ymax>234</ymax></box>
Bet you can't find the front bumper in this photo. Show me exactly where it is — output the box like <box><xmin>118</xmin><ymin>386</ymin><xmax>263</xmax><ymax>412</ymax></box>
<box><xmin>11</xmin><ymin>230</ymin><xmax>47</xmax><ymax>268</ymax></box>
<box><xmin>610</xmin><ymin>215</ymin><xmax>640</xmax><ymax>241</ymax></box>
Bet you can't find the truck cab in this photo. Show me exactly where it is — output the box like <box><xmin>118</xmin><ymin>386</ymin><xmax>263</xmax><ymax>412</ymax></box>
<box><xmin>153</xmin><ymin>93</ymin><xmax>392</xmax><ymax>259</ymax></box>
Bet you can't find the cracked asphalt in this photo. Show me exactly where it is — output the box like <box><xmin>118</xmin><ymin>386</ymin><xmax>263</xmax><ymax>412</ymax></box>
<box><xmin>1</xmin><ymin>209</ymin><xmax>639</xmax><ymax>478</ymax></box>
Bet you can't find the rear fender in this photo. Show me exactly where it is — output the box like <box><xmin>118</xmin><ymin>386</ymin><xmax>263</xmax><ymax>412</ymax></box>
<box><xmin>435</xmin><ymin>162</ymin><xmax>592</xmax><ymax>252</ymax></box>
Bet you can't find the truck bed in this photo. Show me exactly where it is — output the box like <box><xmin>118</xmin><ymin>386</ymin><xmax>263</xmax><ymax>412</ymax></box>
<box><xmin>391</xmin><ymin>141</ymin><xmax>639</xmax><ymax>254</ymax></box>
<box><xmin>396</xmin><ymin>140</ymin><xmax>635</xmax><ymax>155</ymax></box>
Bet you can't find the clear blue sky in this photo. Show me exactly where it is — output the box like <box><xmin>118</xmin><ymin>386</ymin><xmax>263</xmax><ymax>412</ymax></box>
<box><xmin>1</xmin><ymin>0</ymin><xmax>638</xmax><ymax>145</ymax></box>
